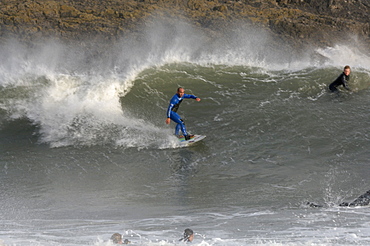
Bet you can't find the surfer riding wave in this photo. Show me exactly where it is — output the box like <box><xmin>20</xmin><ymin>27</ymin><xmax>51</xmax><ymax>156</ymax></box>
<box><xmin>165</xmin><ymin>87</ymin><xmax>201</xmax><ymax>140</ymax></box>
<box><xmin>328</xmin><ymin>65</ymin><xmax>351</xmax><ymax>92</ymax></box>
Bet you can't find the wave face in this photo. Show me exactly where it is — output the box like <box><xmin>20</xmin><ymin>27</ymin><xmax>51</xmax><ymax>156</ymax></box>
<box><xmin>1</xmin><ymin>18</ymin><xmax>370</xmax><ymax>246</ymax></box>
<box><xmin>0</xmin><ymin>18</ymin><xmax>370</xmax><ymax>148</ymax></box>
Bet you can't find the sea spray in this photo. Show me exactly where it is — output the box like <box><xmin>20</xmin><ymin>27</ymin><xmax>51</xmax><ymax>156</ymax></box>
<box><xmin>316</xmin><ymin>44</ymin><xmax>370</xmax><ymax>69</ymax></box>
<box><xmin>1</xmin><ymin>18</ymin><xmax>369</xmax><ymax>148</ymax></box>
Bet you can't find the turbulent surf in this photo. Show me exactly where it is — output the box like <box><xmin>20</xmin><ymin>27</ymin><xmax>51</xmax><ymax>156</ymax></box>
<box><xmin>1</xmin><ymin>19</ymin><xmax>370</xmax><ymax>245</ymax></box>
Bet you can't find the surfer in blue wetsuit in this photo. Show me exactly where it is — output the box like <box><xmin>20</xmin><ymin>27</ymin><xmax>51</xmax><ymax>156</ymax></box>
<box><xmin>166</xmin><ymin>87</ymin><xmax>201</xmax><ymax>140</ymax></box>
<box><xmin>329</xmin><ymin>65</ymin><xmax>351</xmax><ymax>92</ymax></box>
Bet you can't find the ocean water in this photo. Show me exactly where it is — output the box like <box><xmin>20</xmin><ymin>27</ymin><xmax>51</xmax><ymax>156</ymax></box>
<box><xmin>1</xmin><ymin>20</ymin><xmax>370</xmax><ymax>246</ymax></box>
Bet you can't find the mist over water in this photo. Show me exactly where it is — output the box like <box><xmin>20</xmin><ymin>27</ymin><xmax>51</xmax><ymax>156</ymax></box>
<box><xmin>1</xmin><ymin>18</ymin><xmax>369</xmax><ymax>148</ymax></box>
<box><xmin>1</xmin><ymin>17</ymin><xmax>370</xmax><ymax>246</ymax></box>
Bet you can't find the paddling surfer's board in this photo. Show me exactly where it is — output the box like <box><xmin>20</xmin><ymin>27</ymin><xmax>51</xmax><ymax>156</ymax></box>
<box><xmin>178</xmin><ymin>135</ymin><xmax>206</xmax><ymax>147</ymax></box>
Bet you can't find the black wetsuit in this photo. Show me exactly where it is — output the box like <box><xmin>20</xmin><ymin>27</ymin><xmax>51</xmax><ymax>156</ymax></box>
<box><xmin>329</xmin><ymin>72</ymin><xmax>350</xmax><ymax>92</ymax></box>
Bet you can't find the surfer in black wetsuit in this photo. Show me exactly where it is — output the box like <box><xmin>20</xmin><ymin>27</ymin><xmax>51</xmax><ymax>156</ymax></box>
<box><xmin>329</xmin><ymin>65</ymin><xmax>351</xmax><ymax>92</ymax></box>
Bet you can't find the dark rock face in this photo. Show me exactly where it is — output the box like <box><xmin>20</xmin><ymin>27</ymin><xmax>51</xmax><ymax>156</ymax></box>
<box><xmin>339</xmin><ymin>190</ymin><xmax>370</xmax><ymax>207</ymax></box>
<box><xmin>1</xmin><ymin>0</ymin><xmax>369</xmax><ymax>49</ymax></box>
<box><xmin>274</xmin><ymin>0</ymin><xmax>370</xmax><ymax>46</ymax></box>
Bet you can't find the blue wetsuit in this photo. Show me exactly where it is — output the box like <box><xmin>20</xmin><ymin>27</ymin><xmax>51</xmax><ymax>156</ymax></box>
<box><xmin>167</xmin><ymin>93</ymin><xmax>198</xmax><ymax>136</ymax></box>
<box><xmin>329</xmin><ymin>72</ymin><xmax>350</xmax><ymax>92</ymax></box>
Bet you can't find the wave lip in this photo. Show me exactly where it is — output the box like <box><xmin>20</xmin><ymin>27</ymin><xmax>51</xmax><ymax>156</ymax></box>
<box><xmin>1</xmin><ymin>18</ymin><xmax>370</xmax><ymax>148</ymax></box>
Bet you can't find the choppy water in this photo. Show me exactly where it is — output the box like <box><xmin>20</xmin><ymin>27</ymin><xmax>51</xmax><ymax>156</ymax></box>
<box><xmin>1</xmin><ymin>19</ymin><xmax>370</xmax><ymax>245</ymax></box>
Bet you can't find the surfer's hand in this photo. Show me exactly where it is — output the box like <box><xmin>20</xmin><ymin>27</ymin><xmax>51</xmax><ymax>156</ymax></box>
<box><xmin>165</xmin><ymin>118</ymin><xmax>171</xmax><ymax>124</ymax></box>
<box><xmin>196</xmin><ymin>98</ymin><xmax>201</xmax><ymax>102</ymax></box>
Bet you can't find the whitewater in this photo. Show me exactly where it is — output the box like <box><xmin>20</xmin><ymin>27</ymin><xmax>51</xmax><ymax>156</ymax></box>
<box><xmin>1</xmin><ymin>18</ymin><xmax>370</xmax><ymax>245</ymax></box>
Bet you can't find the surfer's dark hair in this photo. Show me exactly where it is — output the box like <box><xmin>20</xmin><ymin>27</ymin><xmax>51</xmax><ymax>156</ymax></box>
<box><xmin>344</xmin><ymin>65</ymin><xmax>350</xmax><ymax>70</ymax></box>
<box><xmin>183</xmin><ymin>228</ymin><xmax>193</xmax><ymax>241</ymax></box>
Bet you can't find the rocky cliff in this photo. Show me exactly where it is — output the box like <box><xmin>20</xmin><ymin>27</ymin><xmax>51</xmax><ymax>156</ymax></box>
<box><xmin>1</xmin><ymin>0</ymin><xmax>369</xmax><ymax>50</ymax></box>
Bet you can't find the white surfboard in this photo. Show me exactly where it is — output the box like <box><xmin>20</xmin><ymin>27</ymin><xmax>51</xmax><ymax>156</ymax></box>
<box><xmin>178</xmin><ymin>135</ymin><xmax>206</xmax><ymax>147</ymax></box>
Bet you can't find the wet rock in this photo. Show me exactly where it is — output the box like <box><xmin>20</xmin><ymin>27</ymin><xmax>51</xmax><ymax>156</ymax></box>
<box><xmin>0</xmin><ymin>0</ymin><xmax>369</xmax><ymax>50</ymax></box>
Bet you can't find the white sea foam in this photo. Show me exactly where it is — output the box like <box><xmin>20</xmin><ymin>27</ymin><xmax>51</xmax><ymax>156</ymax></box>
<box><xmin>1</xmin><ymin>18</ymin><xmax>369</xmax><ymax>148</ymax></box>
<box><xmin>316</xmin><ymin>44</ymin><xmax>370</xmax><ymax>69</ymax></box>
